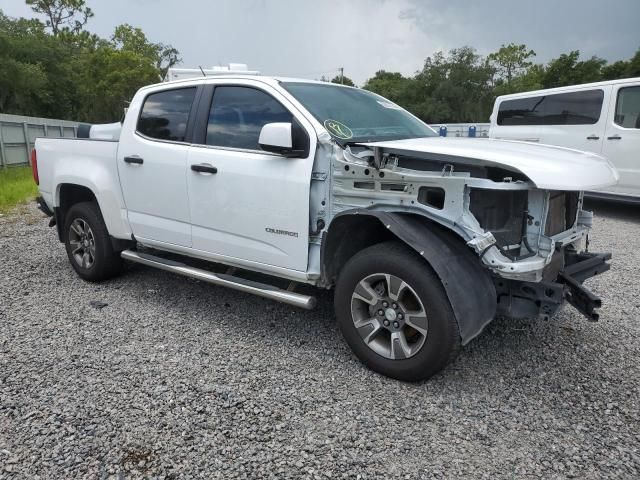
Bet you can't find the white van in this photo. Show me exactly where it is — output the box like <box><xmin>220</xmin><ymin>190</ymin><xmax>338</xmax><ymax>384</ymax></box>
<box><xmin>490</xmin><ymin>78</ymin><xmax>640</xmax><ymax>201</ymax></box>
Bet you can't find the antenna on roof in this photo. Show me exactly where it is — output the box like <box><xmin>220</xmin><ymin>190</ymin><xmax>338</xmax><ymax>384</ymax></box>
<box><xmin>165</xmin><ymin>64</ymin><xmax>260</xmax><ymax>82</ymax></box>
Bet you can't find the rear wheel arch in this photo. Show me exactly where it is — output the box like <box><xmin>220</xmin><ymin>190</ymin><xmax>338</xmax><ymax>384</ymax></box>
<box><xmin>55</xmin><ymin>184</ymin><xmax>99</xmax><ymax>242</ymax></box>
<box><xmin>63</xmin><ymin>201</ymin><xmax>123</xmax><ymax>281</ymax></box>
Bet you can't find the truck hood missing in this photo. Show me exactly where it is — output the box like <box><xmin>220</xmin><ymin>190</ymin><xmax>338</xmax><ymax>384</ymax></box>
<box><xmin>361</xmin><ymin>137</ymin><xmax>619</xmax><ymax>191</ymax></box>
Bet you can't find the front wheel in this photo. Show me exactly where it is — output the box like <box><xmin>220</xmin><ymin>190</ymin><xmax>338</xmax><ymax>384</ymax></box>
<box><xmin>334</xmin><ymin>241</ymin><xmax>460</xmax><ymax>382</ymax></box>
<box><xmin>64</xmin><ymin>201</ymin><xmax>123</xmax><ymax>282</ymax></box>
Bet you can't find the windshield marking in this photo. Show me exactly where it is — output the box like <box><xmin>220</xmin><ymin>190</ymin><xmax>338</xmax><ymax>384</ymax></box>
<box><xmin>324</xmin><ymin>119</ymin><xmax>353</xmax><ymax>139</ymax></box>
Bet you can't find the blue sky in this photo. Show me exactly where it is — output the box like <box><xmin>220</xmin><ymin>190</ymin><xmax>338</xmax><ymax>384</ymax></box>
<box><xmin>2</xmin><ymin>0</ymin><xmax>638</xmax><ymax>84</ymax></box>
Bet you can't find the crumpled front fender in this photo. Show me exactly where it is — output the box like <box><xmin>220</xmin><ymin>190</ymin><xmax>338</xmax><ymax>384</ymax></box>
<box><xmin>332</xmin><ymin>210</ymin><xmax>497</xmax><ymax>344</ymax></box>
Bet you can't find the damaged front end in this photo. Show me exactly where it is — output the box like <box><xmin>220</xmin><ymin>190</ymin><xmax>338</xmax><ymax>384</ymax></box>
<box><xmin>335</xmin><ymin>138</ymin><xmax>616</xmax><ymax>323</ymax></box>
<box><xmin>468</xmin><ymin>187</ymin><xmax>611</xmax><ymax>321</ymax></box>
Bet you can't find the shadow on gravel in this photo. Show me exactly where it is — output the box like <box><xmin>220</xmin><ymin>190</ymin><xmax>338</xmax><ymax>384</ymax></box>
<box><xmin>585</xmin><ymin>198</ymin><xmax>640</xmax><ymax>224</ymax></box>
<box><xmin>120</xmin><ymin>262</ymin><xmax>569</xmax><ymax>389</ymax></box>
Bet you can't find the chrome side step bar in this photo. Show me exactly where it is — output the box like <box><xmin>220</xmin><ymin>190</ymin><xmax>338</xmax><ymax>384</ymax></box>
<box><xmin>120</xmin><ymin>250</ymin><xmax>317</xmax><ymax>310</ymax></box>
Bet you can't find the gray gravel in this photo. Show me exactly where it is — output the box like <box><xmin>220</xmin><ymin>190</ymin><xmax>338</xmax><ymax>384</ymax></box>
<box><xmin>1</xmin><ymin>201</ymin><xmax>639</xmax><ymax>479</ymax></box>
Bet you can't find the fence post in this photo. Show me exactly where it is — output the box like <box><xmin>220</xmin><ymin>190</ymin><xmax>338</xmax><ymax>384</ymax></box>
<box><xmin>23</xmin><ymin>122</ymin><xmax>31</xmax><ymax>164</ymax></box>
<box><xmin>0</xmin><ymin>122</ymin><xmax>6</xmax><ymax>168</ymax></box>
<box><xmin>59</xmin><ymin>125</ymin><xmax>64</xmax><ymax>137</ymax></box>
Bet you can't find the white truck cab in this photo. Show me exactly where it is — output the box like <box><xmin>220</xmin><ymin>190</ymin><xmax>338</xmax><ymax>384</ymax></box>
<box><xmin>490</xmin><ymin>78</ymin><xmax>640</xmax><ymax>201</ymax></box>
<box><xmin>32</xmin><ymin>75</ymin><xmax>618</xmax><ymax>381</ymax></box>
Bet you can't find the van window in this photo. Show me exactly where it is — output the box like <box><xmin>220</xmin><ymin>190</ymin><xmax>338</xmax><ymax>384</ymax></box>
<box><xmin>137</xmin><ymin>87</ymin><xmax>197</xmax><ymax>142</ymax></box>
<box><xmin>206</xmin><ymin>86</ymin><xmax>292</xmax><ymax>150</ymax></box>
<box><xmin>614</xmin><ymin>86</ymin><xmax>640</xmax><ymax>129</ymax></box>
<box><xmin>497</xmin><ymin>89</ymin><xmax>604</xmax><ymax>126</ymax></box>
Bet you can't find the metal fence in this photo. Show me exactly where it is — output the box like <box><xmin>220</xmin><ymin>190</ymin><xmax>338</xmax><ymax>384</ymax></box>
<box><xmin>0</xmin><ymin>114</ymin><xmax>79</xmax><ymax>167</ymax></box>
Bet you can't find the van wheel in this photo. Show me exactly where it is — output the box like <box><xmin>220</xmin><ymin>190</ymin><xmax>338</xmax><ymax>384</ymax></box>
<box><xmin>64</xmin><ymin>201</ymin><xmax>123</xmax><ymax>282</ymax></box>
<box><xmin>334</xmin><ymin>241</ymin><xmax>460</xmax><ymax>382</ymax></box>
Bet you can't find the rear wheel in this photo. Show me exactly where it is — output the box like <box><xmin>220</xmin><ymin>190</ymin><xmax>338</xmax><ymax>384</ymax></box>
<box><xmin>334</xmin><ymin>241</ymin><xmax>460</xmax><ymax>381</ymax></box>
<box><xmin>64</xmin><ymin>201</ymin><xmax>123</xmax><ymax>281</ymax></box>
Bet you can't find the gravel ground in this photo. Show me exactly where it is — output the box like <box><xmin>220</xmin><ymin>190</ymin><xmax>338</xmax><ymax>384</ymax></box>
<box><xmin>1</xmin><ymin>200</ymin><xmax>639</xmax><ymax>479</ymax></box>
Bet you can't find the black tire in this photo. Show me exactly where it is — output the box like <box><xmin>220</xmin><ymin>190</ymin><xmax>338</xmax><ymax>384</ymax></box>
<box><xmin>63</xmin><ymin>201</ymin><xmax>123</xmax><ymax>282</ymax></box>
<box><xmin>334</xmin><ymin>241</ymin><xmax>460</xmax><ymax>382</ymax></box>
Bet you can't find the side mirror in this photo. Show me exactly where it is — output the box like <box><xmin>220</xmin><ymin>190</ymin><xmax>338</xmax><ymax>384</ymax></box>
<box><xmin>259</xmin><ymin>122</ymin><xmax>307</xmax><ymax>158</ymax></box>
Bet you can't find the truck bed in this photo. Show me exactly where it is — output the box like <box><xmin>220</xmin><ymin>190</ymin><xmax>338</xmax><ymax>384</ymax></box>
<box><xmin>34</xmin><ymin>137</ymin><xmax>129</xmax><ymax>239</ymax></box>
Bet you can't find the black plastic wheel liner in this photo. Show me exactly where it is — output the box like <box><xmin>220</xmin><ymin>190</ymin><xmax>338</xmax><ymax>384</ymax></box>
<box><xmin>326</xmin><ymin>210</ymin><xmax>497</xmax><ymax>345</ymax></box>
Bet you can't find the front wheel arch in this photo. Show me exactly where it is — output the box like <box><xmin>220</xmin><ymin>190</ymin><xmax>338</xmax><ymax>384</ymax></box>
<box><xmin>334</xmin><ymin>240</ymin><xmax>460</xmax><ymax>381</ymax></box>
<box><xmin>322</xmin><ymin>210</ymin><xmax>497</xmax><ymax>344</ymax></box>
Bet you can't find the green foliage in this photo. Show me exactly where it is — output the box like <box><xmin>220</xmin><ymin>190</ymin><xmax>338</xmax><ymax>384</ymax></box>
<box><xmin>2</xmin><ymin>3</ymin><xmax>638</xmax><ymax>126</ymax></box>
<box><xmin>488</xmin><ymin>43</ymin><xmax>536</xmax><ymax>85</ymax></box>
<box><xmin>541</xmin><ymin>51</ymin><xmax>606</xmax><ymax>88</ymax></box>
<box><xmin>112</xmin><ymin>24</ymin><xmax>180</xmax><ymax>80</ymax></box>
<box><xmin>26</xmin><ymin>0</ymin><xmax>93</xmax><ymax>35</ymax></box>
<box><xmin>77</xmin><ymin>47</ymin><xmax>160</xmax><ymax>123</ymax></box>
<box><xmin>330</xmin><ymin>74</ymin><xmax>355</xmax><ymax>86</ymax></box>
<box><xmin>365</xmin><ymin>48</ymin><xmax>495</xmax><ymax>123</ymax></box>
<box><xmin>363</xmin><ymin>47</ymin><xmax>639</xmax><ymax>123</ymax></box>
<box><xmin>602</xmin><ymin>49</ymin><xmax>640</xmax><ymax>79</ymax></box>
<box><xmin>0</xmin><ymin>167</ymin><xmax>39</xmax><ymax>212</ymax></box>
<box><xmin>363</xmin><ymin>71</ymin><xmax>413</xmax><ymax>105</ymax></box>
<box><xmin>0</xmin><ymin>5</ymin><xmax>180</xmax><ymax>123</ymax></box>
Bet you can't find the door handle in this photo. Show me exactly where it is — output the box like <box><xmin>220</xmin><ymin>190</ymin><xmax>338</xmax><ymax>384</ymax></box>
<box><xmin>607</xmin><ymin>135</ymin><xmax>622</xmax><ymax>140</ymax></box>
<box><xmin>586</xmin><ymin>135</ymin><xmax>600</xmax><ymax>140</ymax></box>
<box><xmin>124</xmin><ymin>156</ymin><xmax>144</xmax><ymax>164</ymax></box>
<box><xmin>191</xmin><ymin>164</ymin><xmax>218</xmax><ymax>174</ymax></box>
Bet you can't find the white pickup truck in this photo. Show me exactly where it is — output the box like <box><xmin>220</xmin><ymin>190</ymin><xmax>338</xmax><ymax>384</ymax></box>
<box><xmin>32</xmin><ymin>75</ymin><xmax>618</xmax><ymax>381</ymax></box>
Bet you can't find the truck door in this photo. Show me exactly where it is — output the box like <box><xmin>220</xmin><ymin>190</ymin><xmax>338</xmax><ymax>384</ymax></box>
<box><xmin>117</xmin><ymin>86</ymin><xmax>198</xmax><ymax>247</ymax></box>
<box><xmin>601</xmin><ymin>82</ymin><xmax>640</xmax><ymax>197</ymax></box>
<box><xmin>186</xmin><ymin>83</ymin><xmax>315</xmax><ymax>271</ymax></box>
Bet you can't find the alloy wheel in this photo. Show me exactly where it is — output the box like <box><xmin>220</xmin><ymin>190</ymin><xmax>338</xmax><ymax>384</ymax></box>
<box><xmin>350</xmin><ymin>273</ymin><xmax>429</xmax><ymax>360</ymax></box>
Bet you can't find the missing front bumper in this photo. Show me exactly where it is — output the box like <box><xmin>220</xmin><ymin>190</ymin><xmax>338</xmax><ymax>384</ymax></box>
<box><xmin>496</xmin><ymin>251</ymin><xmax>611</xmax><ymax>322</ymax></box>
<box><xmin>558</xmin><ymin>252</ymin><xmax>611</xmax><ymax>321</ymax></box>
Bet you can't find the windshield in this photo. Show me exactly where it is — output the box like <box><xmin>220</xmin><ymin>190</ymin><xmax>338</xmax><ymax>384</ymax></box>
<box><xmin>281</xmin><ymin>82</ymin><xmax>437</xmax><ymax>144</ymax></box>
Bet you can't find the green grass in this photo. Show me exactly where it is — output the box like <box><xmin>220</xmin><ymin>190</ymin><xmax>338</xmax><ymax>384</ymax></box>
<box><xmin>0</xmin><ymin>166</ymin><xmax>39</xmax><ymax>213</ymax></box>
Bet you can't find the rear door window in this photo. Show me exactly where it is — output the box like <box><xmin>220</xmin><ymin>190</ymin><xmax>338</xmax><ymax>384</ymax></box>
<box><xmin>614</xmin><ymin>86</ymin><xmax>640</xmax><ymax>129</ymax></box>
<box><xmin>137</xmin><ymin>87</ymin><xmax>197</xmax><ymax>142</ymax></box>
<box><xmin>498</xmin><ymin>89</ymin><xmax>604</xmax><ymax>126</ymax></box>
<box><xmin>206</xmin><ymin>86</ymin><xmax>293</xmax><ymax>150</ymax></box>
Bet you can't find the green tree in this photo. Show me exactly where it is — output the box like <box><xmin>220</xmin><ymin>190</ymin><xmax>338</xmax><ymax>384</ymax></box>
<box><xmin>330</xmin><ymin>74</ymin><xmax>355</xmax><ymax>86</ymax></box>
<box><xmin>363</xmin><ymin>71</ymin><xmax>413</xmax><ymax>105</ymax></box>
<box><xmin>0</xmin><ymin>35</ymin><xmax>48</xmax><ymax>114</ymax></box>
<box><xmin>25</xmin><ymin>0</ymin><xmax>93</xmax><ymax>35</ymax></box>
<box><xmin>488</xmin><ymin>43</ymin><xmax>536</xmax><ymax>85</ymax></box>
<box><xmin>624</xmin><ymin>48</ymin><xmax>640</xmax><ymax>77</ymax></box>
<box><xmin>112</xmin><ymin>24</ymin><xmax>181</xmax><ymax>80</ymax></box>
<box><xmin>412</xmin><ymin>47</ymin><xmax>494</xmax><ymax>123</ymax></box>
<box><xmin>542</xmin><ymin>50</ymin><xmax>606</xmax><ymax>88</ymax></box>
<box><xmin>493</xmin><ymin>64</ymin><xmax>546</xmax><ymax>97</ymax></box>
<box><xmin>0</xmin><ymin>10</ymin><xmax>75</xmax><ymax>117</ymax></box>
<box><xmin>602</xmin><ymin>60</ymin><xmax>630</xmax><ymax>80</ymax></box>
<box><xmin>0</xmin><ymin>7</ymin><xmax>181</xmax><ymax>122</ymax></box>
<box><xmin>77</xmin><ymin>47</ymin><xmax>160</xmax><ymax>122</ymax></box>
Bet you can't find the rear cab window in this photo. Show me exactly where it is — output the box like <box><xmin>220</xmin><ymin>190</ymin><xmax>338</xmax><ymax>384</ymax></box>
<box><xmin>497</xmin><ymin>89</ymin><xmax>605</xmax><ymax>126</ymax></box>
<box><xmin>137</xmin><ymin>87</ymin><xmax>197</xmax><ymax>142</ymax></box>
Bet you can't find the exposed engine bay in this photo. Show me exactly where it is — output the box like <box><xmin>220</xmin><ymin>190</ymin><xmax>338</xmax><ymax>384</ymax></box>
<box><xmin>330</xmin><ymin>139</ymin><xmax>613</xmax><ymax>322</ymax></box>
